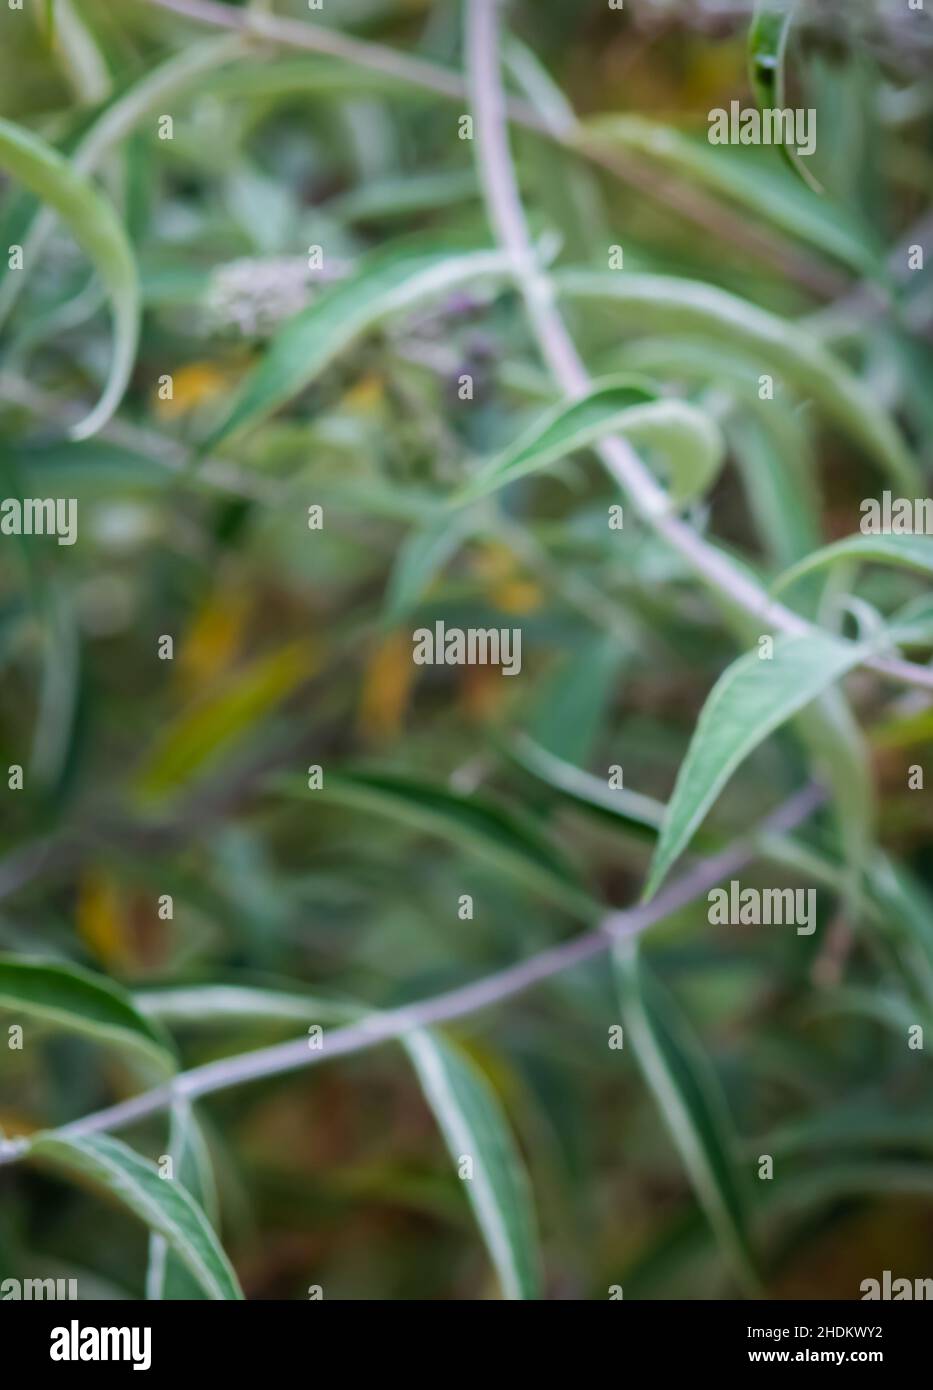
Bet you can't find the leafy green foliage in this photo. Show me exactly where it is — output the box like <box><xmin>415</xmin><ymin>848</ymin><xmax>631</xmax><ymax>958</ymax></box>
<box><xmin>645</xmin><ymin>634</ymin><xmax>868</xmax><ymax>899</ymax></box>
<box><xmin>404</xmin><ymin>1029</ymin><xmax>541</xmax><ymax>1300</ymax></box>
<box><xmin>0</xmin><ymin>117</ymin><xmax>138</xmax><ymax>437</ymax></box>
<box><xmin>29</xmin><ymin>1132</ymin><xmax>242</xmax><ymax>1301</ymax></box>
<box><xmin>0</xmin><ymin>0</ymin><xmax>931</xmax><ymax>1306</ymax></box>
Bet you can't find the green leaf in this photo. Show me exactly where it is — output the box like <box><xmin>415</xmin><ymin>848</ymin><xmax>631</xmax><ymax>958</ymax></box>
<box><xmin>773</xmin><ymin>533</ymin><xmax>933</xmax><ymax>594</ymax></box>
<box><xmin>579</xmin><ymin>115</ymin><xmax>871</xmax><ymax>272</ymax></box>
<box><xmin>403</xmin><ymin>1028</ymin><xmax>541</xmax><ymax>1300</ymax></box>
<box><xmin>887</xmin><ymin>594</ymin><xmax>933</xmax><ymax>651</ymax></box>
<box><xmin>726</xmin><ymin>412</ymin><xmax>822</xmax><ymax>571</ymax></box>
<box><xmin>0</xmin><ymin>118</ymin><xmax>139</xmax><ymax>439</ymax></box>
<box><xmin>29</xmin><ymin>1132</ymin><xmax>242</xmax><ymax>1301</ymax></box>
<box><xmin>611</xmin><ymin>337</ymin><xmax>823</xmax><ymax>568</ymax></box>
<box><xmin>557</xmin><ymin>271</ymin><xmax>917</xmax><ymax>490</ymax></box>
<box><xmin>510</xmin><ymin>734</ymin><xmax>665</xmax><ymax>842</ymax></box>
<box><xmin>0</xmin><ymin>37</ymin><xmax>246</xmax><ymax>327</ymax></box>
<box><xmin>0</xmin><ymin>956</ymin><xmax>175</xmax><ymax>1072</ymax></box>
<box><xmin>384</xmin><ymin>510</ymin><xmax>477</xmax><ymax>623</ymax></box>
<box><xmin>280</xmin><ymin>768</ymin><xmax>597</xmax><ymax>918</ymax></box>
<box><xmin>524</xmin><ymin>636</ymin><xmax>624</xmax><ymax>767</ymax></box>
<box><xmin>456</xmin><ymin>378</ymin><xmax>725</xmax><ymax>507</ymax></box>
<box><xmin>45</xmin><ymin>0</ymin><xmax>111</xmax><ymax>107</ymax></box>
<box><xmin>205</xmin><ymin>240</ymin><xmax>512</xmax><ymax>447</ymax></box>
<box><xmin>748</xmin><ymin>1</ymin><xmax>821</xmax><ymax>194</ymax></box>
<box><xmin>4</xmin><ymin>439</ymin><xmax>170</xmax><ymax>494</ymax></box>
<box><xmin>866</xmin><ymin>855</ymin><xmax>933</xmax><ymax>1005</ymax></box>
<box><xmin>794</xmin><ymin>689</ymin><xmax>874</xmax><ymax>909</ymax></box>
<box><xmin>613</xmin><ymin>944</ymin><xmax>758</xmax><ymax>1293</ymax></box>
<box><xmin>644</xmin><ymin>633</ymin><xmax>867</xmax><ymax>899</ymax></box>
<box><xmin>146</xmin><ymin>1100</ymin><xmax>218</xmax><ymax>1301</ymax></box>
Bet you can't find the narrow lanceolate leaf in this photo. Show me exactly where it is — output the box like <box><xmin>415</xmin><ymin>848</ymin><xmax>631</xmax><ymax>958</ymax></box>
<box><xmin>644</xmin><ymin>633</ymin><xmax>867</xmax><ymax>900</ymax></box>
<box><xmin>0</xmin><ymin>118</ymin><xmax>139</xmax><ymax>439</ymax></box>
<box><xmin>205</xmin><ymin>241</ymin><xmax>511</xmax><ymax>447</ymax></box>
<box><xmin>404</xmin><ymin>1029</ymin><xmax>541</xmax><ymax>1300</ymax></box>
<box><xmin>456</xmin><ymin>379</ymin><xmax>725</xmax><ymax>507</ymax></box>
<box><xmin>44</xmin><ymin>0</ymin><xmax>111</xmax><ymax>106</ymax></box>
<box><xmin>773</xmin><ymin>534</ymin><xmax>933</xmax><ymax>594</ymax></box>
<box><xmin>509</xmin><ymin>734</ymin><xmax>665</xmax><ymax>843</ymax></box>
<box><xmin>281</xmin><ymin>769</ymin><xmax>596</xmax><ymax>918</ymax></box>
<box><xmin>29</xmin><ymin>1132</ymin><xmax>242</xmax><ymax>1301</ymax></box>
<box><xmin>557</xmin><ymin>272</ymin><xmax>917</xmax><ymax>490</ymax></box>
<box><xmin>795</xmin><ymin>690</ymin><xmax>874</xmax><ymax>908</ymax></box>
<box><xmin>0</xmin><ymin>956</ymin><xmax>174</xmax><ymax>1072</ymax></box>
<box><xmin>135</xmin><ymin>639</ymin><xmax>316</xmax><ymax>803</ymax></box>
<box><xmin>613</xmin><ymin>944</ymin><xmax>758</xmax><ymax>1293</ymax></box>
<box><xmin>579</xmin><ymin>116</ymin><xmax>871</xmax><ymax>273</ymax></box>
<box><xmin>147</xmin><ymin>1100</ymin><xmax>218</xmax><ymax>1301</ymax></box>
<box><xmin>524</xmin><ymin>635</ymin><xmax>624</xmax><ymax>768</ymax></box>
<box><xmin>748</xmin><ymin>2</ymin><xmax>821</xmax><ymax>193</ymax></box>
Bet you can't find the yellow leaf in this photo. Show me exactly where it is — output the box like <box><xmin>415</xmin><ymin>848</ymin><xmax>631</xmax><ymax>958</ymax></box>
<box><xmin>469</xmin><ymin>541</ymin><xmax>542</xmax><ymax>613</ymax></box>
<box><xmin>135</xmin><ymin>639</ymin><xmax>317</xmax><ymax>803</ymax></box>
<box><xmin>340</xmin><ymin>373</ymin><xmax>385</xmax><ymax>413</ymax></box>
<box><xmin>490</xmin><ymin>578</ymin><xmax>543</xmax><ymax>614</ymax></box>
<box><xmin>154</xmin><ymin>362</ymin><xmax>232</xmax><ymax>420</ymax></box>
<box><xmin>176</xmin><ymin>585</ymin><xmax>252</xmax><ymax>695</ymax></box>
<box><xmin>77</xmin><ymin>869</ymin><xmax>129</xmax><ymax>971</ymax></box>
<box><xmin>358</xmin><ymin>632</ymin><xmax>415</xmax><ymax>741</ymax></box>
<box><xmin>460</xmin><ymin>664</ymin><xmax>507</xmax><ymax>722</ymax></box>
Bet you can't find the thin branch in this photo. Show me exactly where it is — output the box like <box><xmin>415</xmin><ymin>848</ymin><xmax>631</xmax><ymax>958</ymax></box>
<box><xmin>0</xmin><ymin>785</ymin><xmax>824</xmax><ymax>1166</ymax></box>
<box><xmin>464</xmin><ymin>0</ymin><xmax>933</xmax><ymax>696</ymax></box>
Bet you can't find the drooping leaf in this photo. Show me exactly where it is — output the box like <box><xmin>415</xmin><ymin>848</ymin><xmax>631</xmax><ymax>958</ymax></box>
<box><xmin>146</xmin><ymin>1100</ymin><xmax>218</xmax><ymax>1301</ymax></box>
<box><xmin>644</xmin><ymin>633</ymin><xmax>867</xmax><ymax>899</ymax></box>
<box><xmin>0</xmin><ymin>956</ymin><xmax>175</xmax><ymax>1072</ymax></box>
<box><xmin>0</xmin><ymin>118</ymin><xmax>139</xmax><ymax>439</ymax></box>
<box><xmin>0</xmin><ymin>37</ymin><xmax>247</xmax><ymax>326</ymax></box>
<box><xmin>456</xmin><ymin>378</ymin><xmax>725</xmax><ymax>507</ymax></box>
<box><xmin>557</xmin><ymin>271</ymin><xmax>917</xmax><ymax>490</ymax></box>
<box><xmin>748</xmin><ymin>1</ymin><xmax>822</xmax><ymax>193</ymax></box>
<box><xmin>773</xmin><ymin>533</ymin><xmax>933</xmax><ymax>594</ymax></box>
<box><xmin>614</xmin><ymin>943</ymin><xmax>758</xmax><ymax>1293</ymax></box>
<box><xmin>404</xmin><ymin>1028</ymin><xmax>541</xmax><ymax>1300</ymax></box>
<box><xmin>29</xmin><ymin>1132</ymin><xmax>242</xmax><ymax>1301</ymax></box>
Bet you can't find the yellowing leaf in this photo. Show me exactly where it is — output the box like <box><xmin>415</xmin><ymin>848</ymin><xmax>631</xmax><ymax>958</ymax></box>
<box><xmin>490</xmin><ymin>578</ymin><xmax>543</xmax><ymax>614</ymax></box>
<box><xmin>341</xmin><ymin>373</ymin><xmax>385</xmax><ymax>413</ymax></box>
<box><xmin>77</xmin><ymin>869</ymin><xmax>130</xmax><ymax>972</ymax></box>
<box><xmin>460</xmin><ymin>664</ymin><xmax>509</xmax><ymax>722</ymax></box>
<box><xmin>135</xmin><ymin>640</ymin><xmax>317</xmax><ymax>803</ymax></box>
<box><xmin>155</xmin><ymin>363</ymin><xmax>235</xmax><ymax>420</ymax></box>
<box><xmin>358</xmin><ymin>632</ymin><xmax>415</xmax><ymax>741</ymax></box>
<box><xmin>469</xmin><ymin>540</ymin><xmax>518</xmax><ymax>584</ymax></box>
<box><xmin>176</xmin><ymin>586</ymin><xmax>252</xmax><ymax>695</ymax></box>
